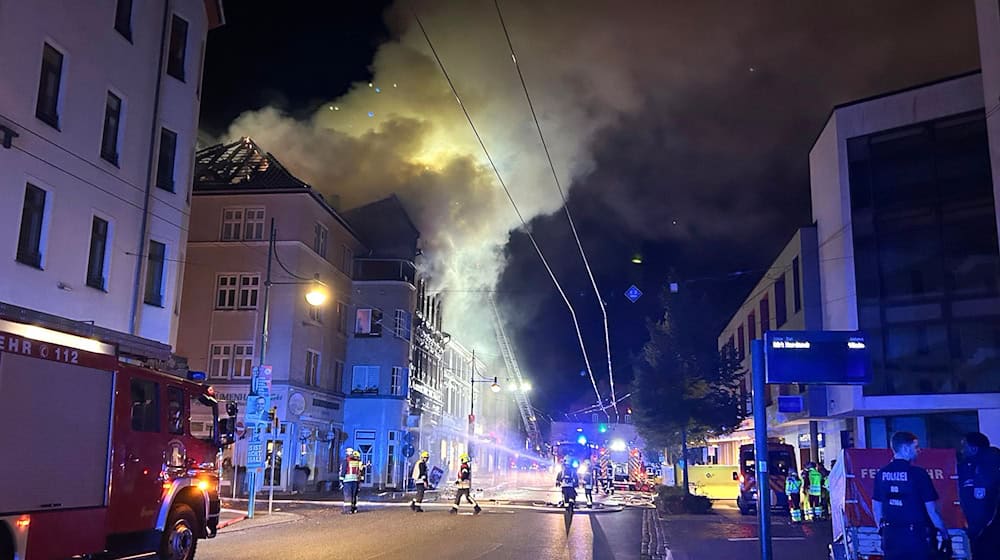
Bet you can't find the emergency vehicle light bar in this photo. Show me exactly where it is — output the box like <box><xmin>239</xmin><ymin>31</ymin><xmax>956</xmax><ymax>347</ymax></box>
<box><xmin>0</xmin><ymin>319</ymin><xmax>115</xmax><ymax>356</ymax></box>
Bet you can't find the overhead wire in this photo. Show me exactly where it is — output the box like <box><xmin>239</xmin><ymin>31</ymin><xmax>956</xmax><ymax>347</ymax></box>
<box><xmin>410</xmin><ymin>7</ymin><xmax>607</xmax><ymax>414</ymax></box>
<box><xmin>493</xmin><ymin>0</ymin><xmax>619</xmax><ymax>416</ymax></box>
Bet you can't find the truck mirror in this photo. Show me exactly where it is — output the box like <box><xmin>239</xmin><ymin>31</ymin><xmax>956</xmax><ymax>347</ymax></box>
<box><xmin>732</xmin><ymin>472</ymin><xmax>739</xmax><ymax>481</ymax></box>
<box><xmin>216</xmin><ymin>417</ymin><xmax>237</xmax><ymax>447</ymax></box>
<box><xmin>226</xmin><ymin>401</ymin><xmax>238</xmax><ymax>417</ymax></box>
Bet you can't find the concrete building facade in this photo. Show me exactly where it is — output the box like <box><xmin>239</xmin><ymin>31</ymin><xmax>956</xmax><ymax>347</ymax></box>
<box><xmin>0</xmin><ymin>0</ymin><xmax>223</xmax><ymax>347</ymax></box>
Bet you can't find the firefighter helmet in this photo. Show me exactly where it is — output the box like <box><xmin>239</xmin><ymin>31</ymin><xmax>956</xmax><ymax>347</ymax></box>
<box><xmin>345</xmin><ymin>447</ymin><xmax>354</xmax><ymax>457</ymax></box>
<box><xmin>460</xmin><ymin>453</ymin><xmax>470</xmax><ymax>462</ymax></box>
<box><xmin>353</xmin><ymin>450</ymin><xmax>362</xmax><ymax>459</ymax></box>
<box><xmin>420</xmin><ymin>450</ymin><xmax>430</xmax><ymax>459</ymax></box>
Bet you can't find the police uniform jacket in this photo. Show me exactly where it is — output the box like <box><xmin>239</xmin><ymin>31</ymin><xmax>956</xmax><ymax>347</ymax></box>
<box><xmin>873</xmin><ymin>458</ymin><xmax>938</xmax><ymax>527</ymax></box>
<box><xmin>958</xmin><ymin>447</ymin><xmax>1000</xmax><ymax>535</ymax></box>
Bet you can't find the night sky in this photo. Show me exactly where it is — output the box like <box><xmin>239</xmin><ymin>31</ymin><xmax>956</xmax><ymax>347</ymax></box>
<box><xmin>200</xmin><ymin>0</ymin><xmax>980</xmax><ymax>417</ymax></box>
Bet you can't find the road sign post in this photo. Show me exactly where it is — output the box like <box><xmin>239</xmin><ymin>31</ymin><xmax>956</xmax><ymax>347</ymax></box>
<box><xmin>246</xmin><ymin>365</ymin><xmax>273</xmax><ymax>519</ymax></box>
<box><xmin>751</xmin><ymin>339</ymin><xmax>773</xmax><ymax>560</ymax></box>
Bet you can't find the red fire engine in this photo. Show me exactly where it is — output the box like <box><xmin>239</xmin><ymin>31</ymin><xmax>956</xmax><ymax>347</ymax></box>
<box><xmin>0</xmin><ymin>316</ymin><xmax>237</xmax><ymax>560</ymax></box>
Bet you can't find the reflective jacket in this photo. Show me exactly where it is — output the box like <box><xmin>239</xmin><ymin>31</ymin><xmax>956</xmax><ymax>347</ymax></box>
<box><xmin>343</xmin><ymin>457</ymin><xmax>363</xmax><ymax>482</ymax></box>
<box><xmin>413</xmin><ymin>459</ymin><xmax>429</xmax><ymax>486</ymax></box>
<box><xmin>558</xmin><ymin>465</ymin><xmax>580</xmax><ymax>488</ymax></box>
<box><xmin>785</xmin><ymin>477</ymin><xmax>802</xmax><ymax>495</ymax></box>
<box><xmin>807</xmin><ymin>468</ymin><xmax>823</xmax><ymax>496</ymax></box>
<box><xmin>457</xmin><ymin>461</ymin><xmax>472</xmax><ymax>489</ymax></box>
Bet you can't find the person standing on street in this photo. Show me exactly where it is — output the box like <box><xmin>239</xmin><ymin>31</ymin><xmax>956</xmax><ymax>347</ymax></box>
<box><xmin>785</xmin><ymin>471</ymin><xmax>803</xmax><ymax>523</ymax></box>
<box><xmin>341</xmin><ymin>448</ymin><xmax>365</xmax><ymax>514</ymax></box>
<box><xmin>873</xmin><ymin>431</ymin><xmax>950</xmax><ymax>560</ymax></box>
<box><xmin>580</xmin><ymin>460</ymin><xmax>595</xmax><ymax>508</ymax></box>
<box><xmin>556</xmin><ymin>457</ymin><xmax>580</xmax><ymax>509</ymax></box>
<box><xmin>410</xmin><ymin>450</ymin><xmax>431</xmax><ymax>513</ymax></box>
<box><xmin>806</xmin><ymin>462</ymin><xmax>824</xmax><ymax>520</ymax></box>
<box><xmin>958</xmin><ymin>432</ymin><xmax>1000</xmax><ymax>558</ymax></box>
<box><xmin>450</xmin><ymin>453</ymin><xmax>481</xmax><ymax>515</ymax></box>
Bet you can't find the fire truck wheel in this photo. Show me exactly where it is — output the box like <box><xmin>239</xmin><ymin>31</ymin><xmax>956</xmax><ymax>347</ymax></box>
<box><xmin>160</xmin><ymin>503</ymin><xmax>198</xmax><ymax>560</ymax></box>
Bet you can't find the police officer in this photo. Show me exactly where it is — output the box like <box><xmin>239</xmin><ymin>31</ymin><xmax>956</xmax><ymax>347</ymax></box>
<box><xmin>450</xmin><ymin>453</ymin><xmax>481</xmax><ymax>515</ymax></box>
<box><xmin>958</xmin><ymin>432</ymin><xmax>1000</xmax><ymax>558</ymax></box>
<box><xmin>873</xmin><ymin>431</ymin><xmax>949</xmax><ymax>560</ymax></box>
<box><xmin>410</xmin><ymin>450</ymin><xmax>431</xmax><ymax>513</ymax></box>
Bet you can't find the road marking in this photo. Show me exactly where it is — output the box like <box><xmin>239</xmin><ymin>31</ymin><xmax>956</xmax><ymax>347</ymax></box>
<box><xmin>726</xmin><ymin>537</ymin><xmax>806</xmax><ymax>542</ymax></box>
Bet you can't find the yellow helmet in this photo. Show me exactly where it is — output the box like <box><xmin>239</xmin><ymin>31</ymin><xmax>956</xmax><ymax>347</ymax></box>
<box><xmin>420</xmin><ymin>451</ymin><xmax>430</xmax><ymax>459</ymax></box>
<box><xmin>353</xmin><ymin>450</ymin><xmax>361</xmax><ymax>459</ymax></box>
<box><xmin>460</xmin><ymin>453</ymin><xmax>470</xmax><ymax>462</ymax></box>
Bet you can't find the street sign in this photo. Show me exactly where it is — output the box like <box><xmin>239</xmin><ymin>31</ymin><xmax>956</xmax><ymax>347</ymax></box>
<box><xmin>764</xmin><ymin>331</ymin><xmax>872</xmax><ymax>385</ymax></box>
<box><xmin>402</xmin><ymin>431</ymin><xmax>413</xmax><ymax>444</ymax></box>
<box><xmin>625</xmin><ymin>285</ymin><xmax>643</xmax><ymax>303</ymax></box>
<box><xmin>777</xmin><ymin>396</ymin><xmax>804</xmax><ymax>414</ymax></box>
<box><xmin>402</xmin><ymin>444</ymin><xmax>415</xmax><ymax>458</ymax></box>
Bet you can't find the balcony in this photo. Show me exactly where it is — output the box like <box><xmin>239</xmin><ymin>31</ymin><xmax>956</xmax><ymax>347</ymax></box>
<box><xmin>353</xmin><ymin>259</ymin><xmax>416</xmax><ymax>284</ymax></box>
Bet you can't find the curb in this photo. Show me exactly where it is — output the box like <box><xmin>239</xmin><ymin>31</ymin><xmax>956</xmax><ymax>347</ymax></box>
<box><xmin>215</xmin><ymin>510</ymin><xmax>301</xmax><ymax>533</ymax></box>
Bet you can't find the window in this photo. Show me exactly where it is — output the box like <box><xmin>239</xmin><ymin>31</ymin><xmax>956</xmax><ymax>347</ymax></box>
<box><xmin>391</xmin><ymin>367</ymin><xmax>405</xmax><ymax>396</ymax></box>
<box><xmin>305</xmin><ymin>350</ymin><xmax>320</xmax><ymax>387</ymax></box>
<box><xmin>774</xmin><ymin>274</ymin><xmax>787</xmax><ymax>327</ymax></box>
<box><xmin>238</xmin><ymin>274</ymin><xmax>260</xmax><ymax>309</ymax></box>
<box><xmin>144</xmin><ymin>240</ymin><xmax>166</xmax><ymax>307</ymax></box>
<box><xmin>355</xmin><ymin>308</ymin><xmax>383</xmax><ymax>337</ymax></box>
<box><xmin>341</xmin><ymin>245</ymin><xmax>354</xmax><ymax>277</ymax></box>
<box><xmin>36</xmin><ymin>43</ymin><xmax>63</xmax><ymax>128</ymax></box>
<box><xmin>167</xmin><ymin>387</ymin><xmax>184</xmax><ymax>435</ymax></box>
<box><xmin>156</xmin><ymin>128</ymin><xmax>177</xmax><ymax>191</ymax></box>
<box><xmin>394</xmin><ymin>309</ymin><xmax>412</xmax><ymax>340</ymax></box>
<box><xmin>759</xmin><ymin>297</ymin><xmax>770</xmax><ymax>334</ymax></box>
<box><xmin>86</xmin><ymin>217</ymin><xmax>109</xmax><ymax>290</ymax></box>
<box><xmin>747</xmin><ymin>311</ymin><xmax>757</xmax><ymax>341</ymax></box>
<box><xmin>100</xmin><ymin>92</ymin><xmax>122</xmax><ymax>165</ymax></box>
<box><xmin>792</xmin><ymin>257</ymin><xmax>802</xmax><ymax>312</ymax></box>
<box><xmin>737</xmin><ymin>325</ymin><xmax>745</xmax><ymax>359</ymax></box>
<box><xmin>114</xmin><ymin>0</ymin><xmax>133</xmax><ymax>40</ymax></box>
<box><xmin>352</xmin><ymin>365</ymin><xmax>379</xmax><ymax>392</ymax></box>
<box><xmin>17</xmin><ymin>184</ymin><xmax>47</xmax><ymax>268</ymax></box>
<box><xmin>336</xmin><ymin>301</ymin><xmax>347</xmax><ymax>333</ymax></box>
<box><xmin>167</xmin><ymin>15</ymin><xmax>188</xmax><ymax>80</ymax></box>
<box><xmin>334</xmin><ymin>360</ymin><xmax>345</xmax><ymax>392</ymax></box>
<box><xmin>130</xmin><ymin>379</ymin><xmax>160</xmax><ymax>432</ymax></box>
<box><xmin>313</xmin><ymin>223</ymin><xmax>328</xmax><ymax>258</ymax></box>
<box><xmin>209</xmin><ymin>343</ymin><xmax>253</xmax><ymax>379</ymax></box>
<box><xmin>189</xmin><ymin>394</ymin><xmax>215</xmax><ymax>439</ymax></box>
<box><xmin>308</xmin><ymin>304</ymin><xmax>322</xmax><ymax>323</ymax></box>
<box><xmin>215</xmin><ymin>274</ymin><xmax>237</xmax><ymax>309</ymax></box>
<box><xmin>244</xmin><ymin>208</ymin><xmax>265</xmax><ymax>240</ymax></box>
<box><xmin>221</xmin><ymin>207</ymin><xmax>264</xmax><ymax>241</ymax></box>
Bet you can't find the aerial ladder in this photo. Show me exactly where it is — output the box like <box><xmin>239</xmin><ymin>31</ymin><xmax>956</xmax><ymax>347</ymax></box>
<box><xmin>490</xmin><ymin>297</ymin><xmax>543</xmax><ymax>451</ymax></box>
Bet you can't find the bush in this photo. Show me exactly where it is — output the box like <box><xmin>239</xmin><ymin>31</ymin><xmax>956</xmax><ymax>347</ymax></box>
<box><xmin>654</xmin><ymin>485</ymin><xmax>713</xmax><ymax>515</ymax></box>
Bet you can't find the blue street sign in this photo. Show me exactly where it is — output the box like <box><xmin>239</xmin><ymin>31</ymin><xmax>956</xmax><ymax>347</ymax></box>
<box><xmin>764</xmin><ymin>331</ymin><xmax>872</xmax><ymax>385</ymax></box>
<box><xmin>777</xmin><ymin>395</ymin><xmax>804</xmax><ymax>413</ymax></box>
<box><xmin>402</xmin><ymin>444</ymin><xmax>415</xmax><ymax>458</ymax></box>
<box><xmin>625</xmin><ymin>285</ymin><xmax>643</xmax><ymax>303</ymax></box>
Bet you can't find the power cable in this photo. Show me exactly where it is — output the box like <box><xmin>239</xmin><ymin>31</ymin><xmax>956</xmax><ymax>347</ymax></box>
<box><xmin>410</xmin><ymin>7</ymin><xmax>606</xmax><ymax>414</ymax></box>
<box><xmin>493</xmin><ymin>0</ymin><xmax>619</xmax><ymax>416</ymax></box>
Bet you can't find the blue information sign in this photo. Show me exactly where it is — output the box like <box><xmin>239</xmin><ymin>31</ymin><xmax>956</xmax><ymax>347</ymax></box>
<box><xmin>764</xmin><ymin>331</ymin><xmax>872</xmax><ymax>385</ymax></box>
<box><xmin>625</xmin><ymin>285</ymin><xmax>643</xmax><ymax>303</ymax></box>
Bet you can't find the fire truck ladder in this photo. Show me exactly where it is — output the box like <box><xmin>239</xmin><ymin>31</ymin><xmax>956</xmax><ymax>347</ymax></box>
<box><xmin>490</xmin><ymin>297</ymin><xmax>543</xmax><ymax>449</ymax></box>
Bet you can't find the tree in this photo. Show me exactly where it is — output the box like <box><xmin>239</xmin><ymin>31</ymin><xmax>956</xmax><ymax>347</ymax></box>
<box><xmin>631</xmin><ymin>289</ymin><xmax>746</xmax><ymax>494</ymax></box>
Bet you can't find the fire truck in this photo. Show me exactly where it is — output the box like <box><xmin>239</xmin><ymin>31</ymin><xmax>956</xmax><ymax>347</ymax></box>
<box><xmin>0</xmin><ymin>315</ymin><xmax>237</xmax><ymax>560</ymax></box>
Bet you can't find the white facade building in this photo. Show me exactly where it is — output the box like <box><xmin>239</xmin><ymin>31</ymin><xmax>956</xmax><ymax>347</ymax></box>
<box><xmin>0</xmin><ymin>0</ymin><xmax>223</xmax><ymax>347</ymax></box>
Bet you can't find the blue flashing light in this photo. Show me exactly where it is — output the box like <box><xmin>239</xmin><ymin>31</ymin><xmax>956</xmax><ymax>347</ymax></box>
<box><xmin>572</xmin><ymin>460</ymin><xmax>580</xmax><ymax>469</ymax></box>
<box><xmin>576</xmin><ymin>427</ymin><xmax>584</xmax><ymax>432</ymax></box>
<box><xmin>598</xmin><ymin>423</ymin><xmax>608</xmax><ymax>433</ymax></box>
<box><xmin>188</xmin><ymin>371</ymin><xmax>207</xmax><ymax>382</ymax></box>
<box><xmin>577</xmin><ymin>434</ymin><xmax>588</xmax><ymax>445</ymax></box>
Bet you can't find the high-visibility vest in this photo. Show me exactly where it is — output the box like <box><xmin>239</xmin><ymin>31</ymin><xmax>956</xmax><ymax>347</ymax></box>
<box><xmin>785</xmin><ymin>477</ymin><xmax>802</xmax><ymax>495</ymax></box>
<box><xmin>457</xmin><ymin>462</ymin><xmax>472</xmax><ymax>488</ymax></box>
<box><xmin>807</xmin><ymin>469</ymin><xmax>823</xmax><ymax>496</ymax></box>
<box><xmin>344</xmin><ymin>458</ymin><xmax>362</xmax><ymax>482</ymax></box>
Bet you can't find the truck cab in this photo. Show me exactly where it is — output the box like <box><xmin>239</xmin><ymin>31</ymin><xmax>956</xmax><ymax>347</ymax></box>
<box><xmin>0</xmin><ymin>317</ymin><xmax>237</xmax><ymax>560</ymax></box>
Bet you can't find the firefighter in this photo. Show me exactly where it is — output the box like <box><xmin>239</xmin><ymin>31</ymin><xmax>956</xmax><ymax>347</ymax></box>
<box><xmin>806</xmin><ymin>462</ymin><xmax>824</xmax><ymax>520</ymax></box>
<box><xmin>873</xmin><ymin>431</ymin><xmax>950</xmax><ymax>560</ymax></box>
<box><xmin>785</xmin><ymin>471</ymin><xmax>803</xmax><ymax>523</ymax></box>
<box><xmin>410</xmin><ymin>450</ymin><xmax>431</xmax><ymax>513</ymax></box>
<box><xmin>341</xmin><ymin>448</ymin><xmax>365</xmax><ymax>514</ymax></box>
<box><xmin>450</xmin><ymin>453</ymin><xmax>481</xmax><ymax>515</ymax></box>
<box><xmin>957</xmin><ymin>432</ymin><xmax>1000</xmax><ymax>559</ymax></box>
<box><xmin>580</xmin><ymin>460</ymin><xmax>595</xmax><ymax>508</ymax></box>
<box><xmin>556</xmin><ymin>457</ymin><xmax>580</xmax><ymax>508</ymax></box>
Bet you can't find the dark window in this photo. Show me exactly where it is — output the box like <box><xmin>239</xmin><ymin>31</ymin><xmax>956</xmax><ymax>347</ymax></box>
<box><xmin>16</xmin><ymin>184</ymin><xmax>47</xmax><ymax>268</ymax></box>
<box><xmin>166</xmin><ymin>15</ymin><xmax>188</xmax><ymax>81</ymax></box>
<box><xmin>792</xmin><ymin>257</ymin><xmax>802</xmax><ymax>312</ymax></box>
<box><xmin>130</xmin><ymin>379</ymin><xmax>160</xmax><ymax>432</ymax></box>
<box><xmin>100</xmin><ymin>92</ymin><xmax>122</xmax><ymax>165</ymax></box>
<box><xmin>114</xmin><ymin>0</ymin><xmax>133</xmax><ymax>40</ymax></box>
<box><xmin>774</xmin><ymin>274</ymin><xmax>787</xmax><ymax>327</ymax></box>
<box><xmin>737</xmin><ymin>325</ymin><xmax>745</xmax><ymax>359</ymax></box>
<box><xmin>144</xmin><ymin>240</ymin><xmax>166</xmax><ymax>306</ymax></box>
<box><xmin>86</xmin><ymin>217</ymin><xmax>109</xmax><ymax>290</ymax></box>
<box><xmin>36</xmin><ymin>43</ymin><xmax>63</xmax><ymax>128</ymax></box>
<box><xmin>167</xmin><ymin>387</ymin><xmax>184</xmax><ymax>435</ymax></box>
<box><xmin>747</xmin><ymin>311</ymin><xmax>757</xmax><ymax>341</ymax></box>
<box><xmin>156</xmin><ymin>128</ymin><xmax>177</xmax><ymax>191</ymax></box>
<box><xmin>759</xmin><ymin>297</ymin><xmax>770</xmax><ymax>334</ymax></box>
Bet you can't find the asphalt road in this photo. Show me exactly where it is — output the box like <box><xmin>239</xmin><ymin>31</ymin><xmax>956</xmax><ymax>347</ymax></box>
<box><xmin>199</xmin><ymin>503</ymin><xmax>643</xmax><ymax>560</ymax></box>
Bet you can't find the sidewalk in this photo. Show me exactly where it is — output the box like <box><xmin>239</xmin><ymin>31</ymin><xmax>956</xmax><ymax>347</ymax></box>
<box><xmin>217</xmin><ymin>508</ymin><xmax>300</xmax><ymax>533</ymax></box>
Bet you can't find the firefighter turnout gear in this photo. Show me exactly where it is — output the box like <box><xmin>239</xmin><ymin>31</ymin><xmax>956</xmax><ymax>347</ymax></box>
<box><xmin>451</xmin><ymin>456</ymin><xmax>481</xmax><ymax>514</ymax></box>
<box><xmin>581</xmin><ymin>461</ymin><xmax>595</xmax><ymax>507</ymax></box>
<box><xmin>342</xmin><ymin>449</ymin><xmax>366</xmax><ymax>514</ymax></box>
<box><xmin>557</xmin><ymin>460</ymin><xmax>580</xmax><ymax>508</ymax></box>
<box><xmin>785</xmin><ymin>473</ymin><xmax>803</xmax><ymax>523</ymax></box>
<box><xmin>410</xmin><ymin>452</ymin><xmax>430</xmax><ymax>512</ymax></box>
